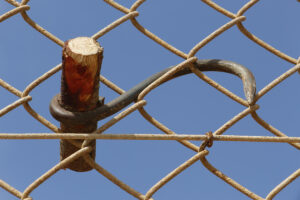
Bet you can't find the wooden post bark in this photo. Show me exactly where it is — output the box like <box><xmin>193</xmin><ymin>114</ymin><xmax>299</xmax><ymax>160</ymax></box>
<box><xmin>59</xmin><ymin>37</ymin><xmax>103</xmax><ymax>172</ymax></box>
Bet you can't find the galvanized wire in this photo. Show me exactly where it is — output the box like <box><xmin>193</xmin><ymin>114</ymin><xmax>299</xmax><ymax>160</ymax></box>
<box><xmin>0</xmin><ymin>0</ymin><xmax>299</xmax><ymax>199</ymax></box>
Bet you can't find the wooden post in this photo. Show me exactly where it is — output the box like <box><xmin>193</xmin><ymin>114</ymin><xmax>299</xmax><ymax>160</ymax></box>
<box><xmin>59</xmin><ymin>37</ymin><xmax>103</xmax><ymax>172</ymax></box>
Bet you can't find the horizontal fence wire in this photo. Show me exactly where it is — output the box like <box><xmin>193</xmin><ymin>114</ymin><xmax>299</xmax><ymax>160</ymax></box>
<box><xmin>0</xmin><ymin>0</ymin><xmax>300</xmax><ymax>199</ymax></box>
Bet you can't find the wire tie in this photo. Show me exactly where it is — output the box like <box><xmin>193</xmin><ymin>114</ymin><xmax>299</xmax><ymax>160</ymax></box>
<box><xmin>199</xmin><ymin>131</ymin><xmax>213</xmax><ymax>152</ymax></box>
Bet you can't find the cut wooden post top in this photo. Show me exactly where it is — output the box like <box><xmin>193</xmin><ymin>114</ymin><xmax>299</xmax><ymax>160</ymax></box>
<box><xmin>66</xmin><ymin>37</ymin><xmax>103</xmax><ymax>66</ymax></box>
<box><xmin>61</xmin><ymin>37</ymin><xmax>103</xmax><ymax>112</ymax></box>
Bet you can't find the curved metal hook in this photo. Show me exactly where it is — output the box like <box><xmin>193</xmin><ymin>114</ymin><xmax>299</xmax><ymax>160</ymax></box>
<box><xmin>194</xmin><ymin>59</ymin><xmax>256</xmax><ymax>104</ymax></box>
<box><xmin>50</xmin><ymin>59</ymin><xmax>256</xmax><ymax>124</ymax></box>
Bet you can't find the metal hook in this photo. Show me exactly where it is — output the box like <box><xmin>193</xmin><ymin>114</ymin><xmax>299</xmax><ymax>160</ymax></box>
<box><xmin>50</xmin><ymin>59</ymin><xmax>256</xmax><ymax>124</ymax></box>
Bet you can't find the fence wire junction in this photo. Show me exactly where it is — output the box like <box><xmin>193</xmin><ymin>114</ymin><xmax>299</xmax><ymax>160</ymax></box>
<box><xmin>1</xmin><ymin>0</ymin><xmax>300</xmax><ymax>199</ymax></box>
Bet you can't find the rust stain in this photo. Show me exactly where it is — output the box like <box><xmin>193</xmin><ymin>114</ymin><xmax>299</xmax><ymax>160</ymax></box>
<box><xmin>62</xmin><ymin>53</ymin><xmax>98</xmax><ymax>111</ymax></box>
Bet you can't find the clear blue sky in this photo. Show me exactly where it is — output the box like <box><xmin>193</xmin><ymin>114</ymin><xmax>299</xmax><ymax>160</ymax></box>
<box><xmin>1</xmin><ymin>0</ymin><xmax>300</xmax><ymax>199</ymax></box>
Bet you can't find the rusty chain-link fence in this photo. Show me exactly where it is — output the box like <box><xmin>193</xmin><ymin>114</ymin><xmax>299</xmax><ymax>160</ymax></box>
<box><xmin>1</xmin><ymin>0</ymin><xmax>300</xmax><ymax>199</ymax></box>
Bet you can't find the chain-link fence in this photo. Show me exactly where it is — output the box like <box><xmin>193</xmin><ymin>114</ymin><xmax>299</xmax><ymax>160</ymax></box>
<box><xmin>1</xmin><ymin>0</ymin><xmax>300</xmax><ymax>199</ymax></box>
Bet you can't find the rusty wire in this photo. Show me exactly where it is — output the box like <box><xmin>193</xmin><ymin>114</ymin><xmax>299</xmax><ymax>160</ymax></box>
<box><xmin>0</xmin><ymin>0</ymin><xmax>300</xmax><ymax>199</ymax></box>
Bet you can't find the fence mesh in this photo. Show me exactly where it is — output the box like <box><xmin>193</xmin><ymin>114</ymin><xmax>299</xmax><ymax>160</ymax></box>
<box><xmin>1</xmin><ymin>0</ymin><xmax>300</xmax><ymax>199</ymax></box>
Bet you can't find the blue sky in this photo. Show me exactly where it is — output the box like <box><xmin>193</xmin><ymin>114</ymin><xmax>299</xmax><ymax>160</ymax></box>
<box><xmin>0</xmin><ymin>0</ymin><xmax>300</xmax><ymax>199</ymax></box>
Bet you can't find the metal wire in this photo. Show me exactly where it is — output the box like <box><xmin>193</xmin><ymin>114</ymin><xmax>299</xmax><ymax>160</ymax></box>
<box><xmin>0</xmin><ymin>0</ymin><xmax>299</xmax><ymax>199</ymax></box>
